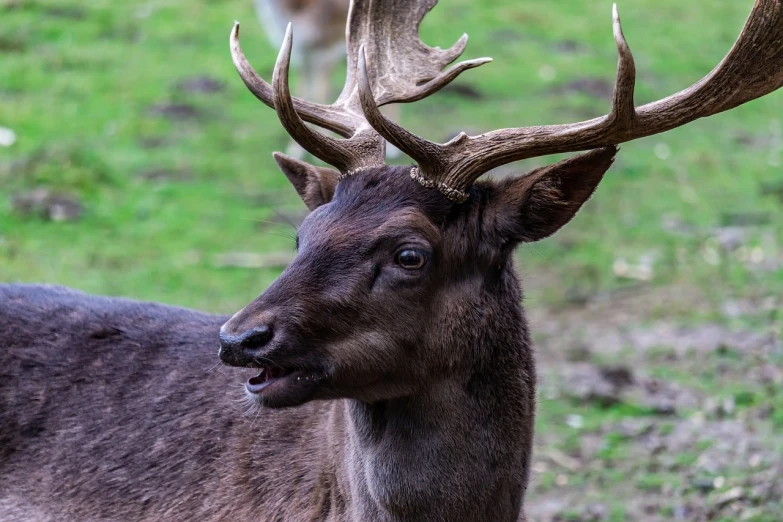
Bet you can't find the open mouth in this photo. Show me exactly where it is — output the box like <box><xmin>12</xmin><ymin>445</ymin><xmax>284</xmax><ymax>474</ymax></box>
<box><xmin>246</xmin><ymin>366</ymin><xmax>323</xmax><ymax>397</ymax></box>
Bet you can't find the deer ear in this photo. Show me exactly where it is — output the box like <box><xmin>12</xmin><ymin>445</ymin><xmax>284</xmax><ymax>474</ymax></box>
<box><xmin>273</xmin><ymin>152</ymin><xmax>340</xmax><ymax>211</ymax></box>
<box><xmin>486</xmin><ymin>146</ymin><xmax>618</xmax><ymax>243</ymax></box>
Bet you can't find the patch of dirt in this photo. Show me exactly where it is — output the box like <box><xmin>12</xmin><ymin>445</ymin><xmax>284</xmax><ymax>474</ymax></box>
<box><xmin>551</xmin><ymin>362</ymin><xmax>699</xmax><ymax>415</ymax></box>
<box><xmin>0</xmin><ymin>34</ymin><xmax>26</xmax><ymax>52</ymax></box>
<box><xmin>148</xmin><ymin>103</ymin><xmax>201</xmax><ymax>121</ymax></box>
<box><xmin>526</xmin><ymin>284</ymin><xmax>782</xmax><ymax>521</ymax></box>
<box><xmin>1</xmin><ymin>0</ymin><xmax>33</xmax><ymax>10</ymax></box>
<box><xmin>175</xmin><ymin>76</ymin><xmax>224</xmax><ymax>94</ymax></box>
<box><xmin>558</xmin><ymin>363</ymin><xmax>634</xmax><ymax>406</ymax></box>
<box><xmin>719</xmin><ymin>211</ymin><xmax>771</xmax><ymax>227</ymax></box>
<box><xmin>552</xmin><ymin>40</ymin><xmax>587</xmax><ymax>54</ymax></box>
<box><xmin>137</xmin><ymin>137</ymin><xmax>170</xmax><ymax>149</ymax></box>
<box><xmin>11</xmin><ymin>188</ymin><xmax>83</xmax><ymax>222</ymax></box>
<box><xmin>528</xmin><ymin>283</ymin><xmax>779</xmax><ymax>362</ymax></box>
<box><xmin>5</xmin><ymin>145</ymin><xmax>115</xmax><ymax>188</ymax></box>
<box><xmin>623</xmin><ymin>324</ymin><xmax>778</xmax><ymax>357</ymax></box>
<box><xmin>43</xmin><ymin>5</ymin><xmax>84</xmax><ymax>19</ymax></box>
<box><xmin>760</xmin><ymin>179</ymin><xmax>783</xmax><ymax>203</ymax></box>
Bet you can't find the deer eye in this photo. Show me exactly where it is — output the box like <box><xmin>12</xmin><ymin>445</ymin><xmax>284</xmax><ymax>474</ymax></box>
<box><xmin>395</xmin><ymin>249</ymin><xmax>426</xmax><ymax>270</ymax></box>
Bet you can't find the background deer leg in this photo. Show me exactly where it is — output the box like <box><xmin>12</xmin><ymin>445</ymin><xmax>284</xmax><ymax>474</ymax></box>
<box><xmin>381</xmin><ymin>104</ymin><xmax>403</xmax><ymax>160</ymax></box>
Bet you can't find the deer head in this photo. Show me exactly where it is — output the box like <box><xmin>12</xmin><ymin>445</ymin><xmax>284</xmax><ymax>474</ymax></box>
<box><xmin>220</xmin><ymin>0</ymin><xmax>783</xmax><ymax>409</ymax></box>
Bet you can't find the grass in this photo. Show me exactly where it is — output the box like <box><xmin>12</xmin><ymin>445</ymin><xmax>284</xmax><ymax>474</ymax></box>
<box><xmin>2</xmin><ymin>0</ymin><xmax>781</xmax><ymax>313</ymax></box>
<box><xmin>1</xmin><ymin>0</ymin><xmax>782</xmax><ymax>519</ymax></box>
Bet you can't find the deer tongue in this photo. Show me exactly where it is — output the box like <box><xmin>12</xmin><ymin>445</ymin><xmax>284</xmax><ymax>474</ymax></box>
<box><xmin>246</xmin><ymin>367</ymin><xmax>289</xmax><ymax>393</ymax></box>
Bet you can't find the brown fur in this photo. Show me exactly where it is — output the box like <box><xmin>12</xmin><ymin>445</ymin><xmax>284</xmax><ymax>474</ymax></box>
<box><xmin>274</xmin><ymin>152</ymin><xmax>339</xmax><ymax>210</ymax></box>
<box><xmin>0</xmin><ymin>147</ymin><xmax>616</xmax><ymax>521</ymax></box>
<box><xmin>255</xmin><ymin>0</ymin><xmax>348</xmax><ymax>50</ymax></box>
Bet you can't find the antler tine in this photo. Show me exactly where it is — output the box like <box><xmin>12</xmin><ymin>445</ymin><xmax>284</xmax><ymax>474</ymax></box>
<box><xmin>351</xmin><ymin>32</ymin><xmax>492</xmax><ymax>106</ymax></box>
<box><xmin>363</xmin><ymin>0</ymin><xmax>783</xmax><ymax>201</ymax></box>
<box><xmin>606</xmin><ymin>3</ymin><xmax>636</xmax><ymax>131</ymax></box>
<box><xmin>558</xmin><ymin>3</ymin><xmax>637</xmax><ymax>138</ymax></box>
<box><xmin>230</xmin><ymin>22</ymin><xmax>355</xmax><ymax>138</ymax></box>
<box><xmin>357</xmin><ymin>47</ymin><xmax>444</xmax><ymax>168</ymax></box>
<box><xmin>340</xmin><ymin>0</ymin><xmax>491</xmax><ymax>110</ymax></box>
<box><xmin>230</xmin><ymin>0</ymin><xmax>491</xmax><ymax>175</ymax></box>
<box><xmin>272</xmin><ymin>24</ymin><xmax>384</xmax><ymax>172</ymax></box>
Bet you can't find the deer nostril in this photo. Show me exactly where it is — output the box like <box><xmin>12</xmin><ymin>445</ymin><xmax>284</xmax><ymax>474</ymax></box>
<box><xmin>219</xmin><ymin>325</ymin><xmax>274</xmax><ymax>353</ymax></box>
<box><xmin>240</xmin><ymin>325</ymin><xmax>273</xmax><ymax>349</ymax></box>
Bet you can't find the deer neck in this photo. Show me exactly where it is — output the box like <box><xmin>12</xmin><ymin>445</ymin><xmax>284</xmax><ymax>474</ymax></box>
<box><xmin>335</xmin><ymin>294</ymin><xmax>535</xmax><ymax>522</ymax></box>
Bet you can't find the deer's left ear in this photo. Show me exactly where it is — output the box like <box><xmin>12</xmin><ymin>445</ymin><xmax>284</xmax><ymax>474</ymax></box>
<box><xmin>273</xmin><ymin>152</ymin><xmax>340</xmax><ymax>211</ymax></box>
<box><xmin>485</xmin><ymin>146</ymin><xmax>618</xmax><ymax>244</ymax></box>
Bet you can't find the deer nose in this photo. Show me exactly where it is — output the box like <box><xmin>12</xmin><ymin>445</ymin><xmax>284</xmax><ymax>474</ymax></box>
<box><xmin>219</xmin><ymin>325</ymin><xmax>274</xmax><ymax>365</ymax></box>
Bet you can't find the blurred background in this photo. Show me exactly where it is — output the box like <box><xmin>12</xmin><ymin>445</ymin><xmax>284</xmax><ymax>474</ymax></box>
<box><xmin>1</xmin><ymin>0</ymin><xmax>781</xmax><ymax>520</ymax></box>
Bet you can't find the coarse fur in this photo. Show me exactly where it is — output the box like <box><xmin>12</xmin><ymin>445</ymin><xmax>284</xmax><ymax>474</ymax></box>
<box><xmin>0</xmin><ymin>148</ymin><xmax>616</xmax><ymax>521</ymax></box>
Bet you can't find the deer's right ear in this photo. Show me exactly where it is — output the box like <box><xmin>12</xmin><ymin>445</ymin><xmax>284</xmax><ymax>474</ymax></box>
<box><xmin>484</xmin><ymin>146</ymin><xmax>618</xmax><ymax>244</ymax></box>
<box><xmin>273</xmin><ymin>152</ymin><xmax>340</xmax><ymax>211</ymax></box>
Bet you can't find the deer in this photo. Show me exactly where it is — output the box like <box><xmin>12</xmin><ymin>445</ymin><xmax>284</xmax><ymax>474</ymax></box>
<box><xmin>253</xmin><ymin>0</ymin><xmax>349</xmax><ymax>160</ymax></box>
<box><xmin>1</xmin><ymin>0</ymin><xmax>782</xmax><ymax>520</ymax></box>
<box><xmin>252</xmin><ymin>0</ymin><xmax>401</xmax><ymax>160</ymax></box>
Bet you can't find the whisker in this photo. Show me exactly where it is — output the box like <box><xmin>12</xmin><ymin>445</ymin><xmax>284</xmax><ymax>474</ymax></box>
<box><xmin>204</xmin><ymin>360</ymin><xmax>225</xmax><ymax>374</ymax></box>
<box><xmin>269</xmin><ymin>207</ymin><xmax>300</xmax><ymax>231</ymax></box>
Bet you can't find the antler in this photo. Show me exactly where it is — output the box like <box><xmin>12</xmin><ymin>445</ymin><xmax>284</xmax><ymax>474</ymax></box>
<box><xmin>230</xmin><ymin>0</ymin><xmax>490</xmax><ymax>173</ymax></box>
<box><xmin>359</xmin><ymin>0</ymin><xmax>783</xmax><ymax>201</ymax></box>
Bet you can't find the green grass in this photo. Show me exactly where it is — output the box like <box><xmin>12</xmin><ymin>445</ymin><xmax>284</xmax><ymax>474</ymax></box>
<box><xmin>1</xmin><ymin>0</ymin><xmax>782</xmax><ymax>519</ymax></box>
<box><xmin>2</xmin><ymin>0</ymin><xmax>781</xmax><ymax>314</ymax></box>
